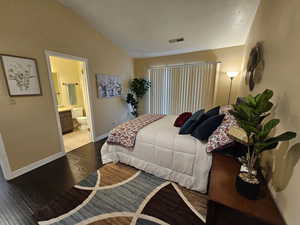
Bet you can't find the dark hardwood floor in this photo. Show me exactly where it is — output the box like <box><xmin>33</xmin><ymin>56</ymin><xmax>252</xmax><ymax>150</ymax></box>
<box><xmin>0</xmin><ymin>139</ymin><xmax>106</xmax><ymax>225</ymax></box>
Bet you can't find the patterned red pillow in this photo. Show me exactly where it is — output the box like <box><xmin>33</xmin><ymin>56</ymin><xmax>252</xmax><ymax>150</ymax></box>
<box><xmin>174</xmin><ymin>112</ymin><xmax>193</xmax><ymax>127</ymax></box>
<box><xmin>206</xmin><ymin>111</ymin><xmax>238</xmax><ymax>152</ymax></box>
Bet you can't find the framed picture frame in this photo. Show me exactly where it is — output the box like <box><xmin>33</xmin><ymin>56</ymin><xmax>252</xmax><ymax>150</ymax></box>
<box><xmin>96</xmin><ymin>74</ymin><xmax>122</xmax><ymax>98</ymax></box>
<box><xmin>0</xmin><ymin>54</ymin><xmax>42</xmax><ymax>96</ymax></box>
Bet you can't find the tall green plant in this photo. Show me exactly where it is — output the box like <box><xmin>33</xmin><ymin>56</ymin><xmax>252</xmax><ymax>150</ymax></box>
<box><xmin>126</xmin><ymin>78</ymin><xmax>151</xmax><ymax>117</ymax></box>
<box><xmin>230</xmin><ymin>89</ymin><xmax>296</xmax><ymax>179</ymax></box>
<box><xmin>129</xmin><ymin>78</ymin><xmax>151</xmax><ymax>98</ymax></box>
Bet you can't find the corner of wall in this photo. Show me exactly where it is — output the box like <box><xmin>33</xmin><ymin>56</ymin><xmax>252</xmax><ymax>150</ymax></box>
<box><xmin>0</xmin><ymin>133</ymin><xmax>12</xmax><ymax>180</ymax></box>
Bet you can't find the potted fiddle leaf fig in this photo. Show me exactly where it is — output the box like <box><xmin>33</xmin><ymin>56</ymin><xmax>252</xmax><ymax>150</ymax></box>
<box><xmin>230</xmin><ymin>89</ymin><xmax>296</xmax><ymax>199</ymax></box>
<box><xmin>126</xmin><ymin>78</ymin><xmax>151</xmax><ymax>117</ymax></box>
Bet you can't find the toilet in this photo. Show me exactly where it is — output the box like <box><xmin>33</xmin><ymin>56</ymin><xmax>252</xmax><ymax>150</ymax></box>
<box><xmin>71</xmin><ymin>107</ymin><xmax>88</xmax><ymax>130</ymax></box>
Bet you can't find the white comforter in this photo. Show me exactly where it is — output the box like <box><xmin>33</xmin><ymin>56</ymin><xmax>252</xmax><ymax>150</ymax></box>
<box><xmin>101</xmin><ymin>115</ymin><xmax>212</xmax><ymax>193</ymax></box>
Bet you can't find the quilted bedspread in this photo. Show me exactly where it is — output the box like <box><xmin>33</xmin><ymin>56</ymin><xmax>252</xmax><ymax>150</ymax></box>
<box><xmin>107</xmin><ymin>114</ymin><xmax>165</xmax><ymax>149</ymax></box>
<box><xmin>102</xmin><ymin>115</ymin><xmax>212</xmax><ymax>192</ymax></box>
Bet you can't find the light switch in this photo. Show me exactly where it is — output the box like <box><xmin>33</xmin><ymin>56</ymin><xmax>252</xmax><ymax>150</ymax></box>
<box><xmin>9</xmin><ymin>98</ymin><xmax>16</xmax><ymax>105</ymax></box>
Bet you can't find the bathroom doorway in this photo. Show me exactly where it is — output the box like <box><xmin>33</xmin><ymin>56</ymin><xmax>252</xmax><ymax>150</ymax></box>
<box><xmin>45</xmin><ymin>51</ymin><xmax>95</xmax><ymax>153</ymax></box>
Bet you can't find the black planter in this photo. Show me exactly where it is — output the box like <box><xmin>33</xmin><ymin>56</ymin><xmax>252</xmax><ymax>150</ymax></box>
<box><xmin>235</xmin><ymin>172</ymin><xmax>260</xmax><ymax>200</ymax></box>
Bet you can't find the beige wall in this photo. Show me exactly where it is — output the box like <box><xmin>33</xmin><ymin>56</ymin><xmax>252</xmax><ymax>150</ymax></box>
<box><xmin>239</xmin><ymin>0</ymin><xmax>300</xmax><ymax>224</ymax></box>
<box><xmin>134</xmin><ymin>46</ymin><xmax>245</xmax><ymax>113</ymax></box>
<box><xmin>50</xmin><ymin>57</ymin><xmax>85</xmax><ymax>109</ymax></box>
<box><xmin>0</xmin><ymin>0</ymin><xmax>133</xmax><ymax>171</ymax></box>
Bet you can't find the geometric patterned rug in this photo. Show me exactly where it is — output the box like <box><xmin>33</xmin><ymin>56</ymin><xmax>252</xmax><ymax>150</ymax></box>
<box><xmin>34</xmin><ymin>163</ymin><xmax>207</xmax><ymax>225</ymax></box>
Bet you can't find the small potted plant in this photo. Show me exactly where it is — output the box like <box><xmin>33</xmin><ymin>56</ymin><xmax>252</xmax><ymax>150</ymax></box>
<box><xmin>126</xmin><ymin>93</ymin><xmax>138</xmax><ymax>117</ymax></box>
<box><xmin>230</xmin><ymin>89</ymin><xmax>296</xmax><ymax>199</ymax></box>
<box><xmin>126</xmin><ymin>78</ymin><xmax>151</xmax><ymax>117</ymax></box>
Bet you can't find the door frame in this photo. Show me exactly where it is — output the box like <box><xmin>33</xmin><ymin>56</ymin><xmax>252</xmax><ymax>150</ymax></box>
<box><xmin>45</xmin><ymin>50</ymin><xmax>96</xmax><ymax>153</ymax></box>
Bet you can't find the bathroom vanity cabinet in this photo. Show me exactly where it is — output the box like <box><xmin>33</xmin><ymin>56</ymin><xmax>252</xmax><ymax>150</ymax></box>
<box><xmin>59</xmin><ymin>110</ymin><xmax>74</xmax><ymax>134</ymax></box>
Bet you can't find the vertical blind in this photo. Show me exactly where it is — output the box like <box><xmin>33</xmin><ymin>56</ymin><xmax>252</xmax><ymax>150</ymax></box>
<box><xmin>147</xmin><ymin>62</ymin><xmax>218</xmax><ymax>114</ymax></box>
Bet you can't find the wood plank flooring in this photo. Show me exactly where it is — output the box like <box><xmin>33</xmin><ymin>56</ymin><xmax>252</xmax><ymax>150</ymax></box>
<box><xmin>0</xmin><ymin>139</ymin><xmax>105</xmax><ymax>225</ymax></box>
<box><xmin>34</xmin><ymin>162</ymin><xmax>208</xmax><ymax>225</ymax></box>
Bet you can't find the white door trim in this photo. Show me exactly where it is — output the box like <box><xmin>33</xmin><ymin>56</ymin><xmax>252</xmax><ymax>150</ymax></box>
<box><xmin>0</xmin><ymin>51</ymin><xmax>96</xmax><ymax>180</ymax></box>
<box><xmin>44</xmin><ymin>50</ymin><xmax>96</xmax><ymax>155</ymax></box>
<box><xmin>0</xmin><ymin>133</ymin><xmax>13</xmax><ymax>180</ymax></box>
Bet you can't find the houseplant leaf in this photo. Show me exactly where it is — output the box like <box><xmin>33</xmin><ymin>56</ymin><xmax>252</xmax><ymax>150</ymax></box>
<box><xmin>238</xmin><ymin>120</ymin><xmax>259</xmax><ymax>137</ymax></box>
<box><xmin>245</xmin><ymin>95</ymin><xmax>256</xmax><ymax>107</ymax></box>
<box><xmin>255</xmin><ymin>101</ymin><xmax>273</xmax><ymax>115</ymax></box>
<box><xmin>266</xmin><ymin>132</ymin><xmax>297</xmax><ymax>143</ymax></box>
<box><xmin>237</xmin><ymin>104</ymin><xmax>254</xmax><ymax>120</ymax></box>
<box><xmin>258</xmin><ymin>113</ymin><xmax>270</xmax><ymax>123</ymax></box>
<box><xmin>127</xmin><ymin>78</ymin><xmax>151</xmax><ymax>116</ymax></box>
<box><xmin>257</xmin><ymin>119</ymin><xmax>280</xmax><ymax>140</ymax></box>
<box><xmin>256</xmin><ymin>89</ymin><xmax>273</xmax><ymax>105</ymax></box>
<box><xmin>129</xmin><ymin>78</ymin><xmax>151</xmax><ymax>98</ymax></box>
<box><xmin>256</xmin><ymin>132</ymin><xmax>297</xmax><ymax>152</ymax></box>
<box><xmin>231</xmin><ymin>105</ymin><xmax>249</xmax><ymax>121</ymax></box>
<box><xmin>254</xmin><ymin>89</ymin><xmax>274</xmax><ymax>114</ymax></box>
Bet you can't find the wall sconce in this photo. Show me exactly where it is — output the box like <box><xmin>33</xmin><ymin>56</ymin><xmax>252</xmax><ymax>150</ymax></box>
<box><xmin>226</xmin><ymin>72</ymin><xmax>239</xmax><ymax>104</ymax></box>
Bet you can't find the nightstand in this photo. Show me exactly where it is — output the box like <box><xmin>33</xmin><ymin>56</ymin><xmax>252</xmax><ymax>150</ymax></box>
<box><xmin>206</xmin><ymin>153</ymin><xmax>286</xmax><ymax>225</ymax></box>
<box><xmin>59</xmin><ymin>110</ymin><xmax>74</xmax><ymax>134</ymax></box>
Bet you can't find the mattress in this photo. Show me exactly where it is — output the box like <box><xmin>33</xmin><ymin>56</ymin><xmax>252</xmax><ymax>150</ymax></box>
<box><xmin>101</xmin><ymin>115</ymin><xmax>212</xmax><ymax>193</ymax></box>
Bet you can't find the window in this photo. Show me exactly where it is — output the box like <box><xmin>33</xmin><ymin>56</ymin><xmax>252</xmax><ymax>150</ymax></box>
<box><xmin>147</xmin><ymin>62</ymin><xmax>218</xmax><ymax>114</ymax></box>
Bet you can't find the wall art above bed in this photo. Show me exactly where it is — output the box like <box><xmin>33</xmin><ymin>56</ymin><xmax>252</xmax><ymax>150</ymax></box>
<box><xmin>96</xmin><ymin>74</ymin><xmax>122</xmax><ymax>98</ymax></box>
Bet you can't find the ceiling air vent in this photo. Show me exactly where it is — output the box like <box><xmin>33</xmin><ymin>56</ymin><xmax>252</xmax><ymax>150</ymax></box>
<box><xmin>168</xmin><ymin>37</ymin><xmax>184</xmax><ymax>44</ymax></box>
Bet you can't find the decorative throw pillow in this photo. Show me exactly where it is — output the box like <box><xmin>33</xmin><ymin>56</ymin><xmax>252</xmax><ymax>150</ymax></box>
<box><xmin>179</xmin><ymin>109</ymin><xmax>205</xmax><ymax>135</ymax></box>
<box><xmin>206</xmin><ymin>111</ymin><xmax>238</xmax><ymax>153</ymax></box>
<box><xmin>191</xmin><ymin>114</ymin><xmax>225</xmax><ymax>141</ymax></box>
<box><xmin>193</xmin><ymin>112</ymin><xmax>209</xmax><ymax>128</ymax></box>
<box><xmin>174</xmin><ymin>112</ymin><xmax>193</xmax><ymax>127</ymax></box>
<box><xmin>206</xmin><ymin>106</ymin><xmax>220</xmax><ymax>118</ymax></box>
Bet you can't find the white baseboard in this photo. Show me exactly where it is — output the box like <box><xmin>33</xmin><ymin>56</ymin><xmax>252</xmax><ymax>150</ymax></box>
<box><xmin>94</xmin><ymin>133</ymin><xmax>109</xmax><ymax>142</ymax></box>
<box><xmin>9</xmin><ymin>151</ymin><xmax>65</xmax><ymax>180</ymax></box>
<box><xmin>0</xmin><ymin>131</ymin><xmax>108</xmax><ymax>181</ymax></box>
<box><xmin>0</xmin><ymin>133</ymin><xmax>66</xmax><ymax>180</ymax></box>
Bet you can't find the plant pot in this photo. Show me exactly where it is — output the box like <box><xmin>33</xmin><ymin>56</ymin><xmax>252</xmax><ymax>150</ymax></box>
<box><xmin>127</xmin><ymin>103</ymin><xmax>134</xmax><ymax>113</ymax></box>
<box><xmin>235</xmin><ymin>172</ymin><xmax>261</xmax><ymax>200</ymax></box>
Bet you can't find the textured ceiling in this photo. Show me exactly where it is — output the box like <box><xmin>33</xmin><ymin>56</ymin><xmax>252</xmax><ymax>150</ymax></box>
<box><xmin>57</xmin><ymin>0</ymin><xmax>260</xmax><ymax>58</ymax></box>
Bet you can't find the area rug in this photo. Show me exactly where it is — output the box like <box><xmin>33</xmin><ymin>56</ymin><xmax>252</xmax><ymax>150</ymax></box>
<box><xmin>34</xmin><ymin>163</ymin><xmax>207</xmax><ymax>225</ymax></box>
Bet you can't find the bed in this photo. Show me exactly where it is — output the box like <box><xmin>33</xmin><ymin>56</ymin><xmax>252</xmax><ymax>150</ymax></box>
<box><xmin>101</xmin><ymin>115</ymin><xmax>212</xmax><ymax>193</ymax></box>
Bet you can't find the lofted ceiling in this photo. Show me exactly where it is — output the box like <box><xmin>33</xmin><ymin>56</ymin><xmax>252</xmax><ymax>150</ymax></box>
<box><xmin>57</xmin><ymin>0</ymin><xmax>260</xmax><ymax>58</ymax></box>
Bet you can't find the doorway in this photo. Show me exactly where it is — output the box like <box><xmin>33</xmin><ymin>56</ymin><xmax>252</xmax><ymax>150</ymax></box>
<box><xmin>45</xmin><ymin>51</ymin><xmax>95</xmax><ymax>153</ymax></box>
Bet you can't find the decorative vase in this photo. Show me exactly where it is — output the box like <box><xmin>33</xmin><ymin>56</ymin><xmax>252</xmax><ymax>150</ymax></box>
<box><xmin>235</xmin><ymin>171</ymin><xmax>261</xmax><ymax>200</ymax></box>
<box><xmin>127</xmin><ymin>103</ymin><xmax>134</xmax><ymax>113</ymax></box>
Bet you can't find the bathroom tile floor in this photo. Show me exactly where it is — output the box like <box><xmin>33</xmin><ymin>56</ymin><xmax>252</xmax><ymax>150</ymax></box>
<box><xmin>63</xmin><ymin>129</ymin><xmax>91</xmax><ymax>152</ymax></box>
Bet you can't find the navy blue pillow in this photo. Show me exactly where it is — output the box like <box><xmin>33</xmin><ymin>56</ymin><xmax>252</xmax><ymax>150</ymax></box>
<box><xmin>206</xmin><ymin>106</ymin><xmax>220</xmax><ymax>118</ymax></box>
<box><xmin>191</xmin><ymin>114</ymin><xmax>225</xmax><ymax>141</ymax></box>
<box><xmin>179</xmin><ymin>109</ymin><xmax>204</xmax><ymax>135</ymax></box>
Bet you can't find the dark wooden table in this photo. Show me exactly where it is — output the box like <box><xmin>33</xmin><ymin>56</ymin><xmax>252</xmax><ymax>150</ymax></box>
<box><xmin>207</xmin><ymin>153</ymin><xmax>286</xmax><ymax>225</ymax></box>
